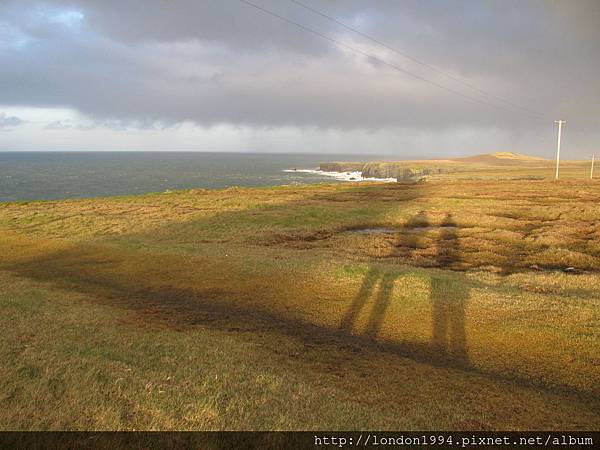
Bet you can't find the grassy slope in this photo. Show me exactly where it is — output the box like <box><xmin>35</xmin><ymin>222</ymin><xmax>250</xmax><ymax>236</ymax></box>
<box><xmin>326</xmin><ymin>152</ymin><xmax>592</xmax><ymax>180</ymax></box>
<box><xmin>0</xmin><ymin>168</ymin><xmax>599</xmax><ymax>430</ymax></box>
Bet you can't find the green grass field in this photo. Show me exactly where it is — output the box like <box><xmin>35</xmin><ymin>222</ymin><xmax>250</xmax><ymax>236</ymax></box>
<box><xmin>1</xmin><ymin>162</ymin><xmax>599</xmax><ymax>430</ymax></box>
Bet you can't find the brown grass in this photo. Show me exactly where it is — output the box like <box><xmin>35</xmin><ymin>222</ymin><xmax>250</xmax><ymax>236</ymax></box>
<box><xmin>0</xmin><ymin>178</ymin><xmax>599</xmax><ymax>430</ymax></box>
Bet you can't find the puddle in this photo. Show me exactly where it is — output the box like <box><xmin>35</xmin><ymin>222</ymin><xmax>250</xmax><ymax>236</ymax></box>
<box><xmin>349</xmin><ymin>227</ymin><xmax>397</xmax><ymax>235</ymax></box>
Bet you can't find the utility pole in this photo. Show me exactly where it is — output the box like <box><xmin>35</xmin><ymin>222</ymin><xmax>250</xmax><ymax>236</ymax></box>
<box><xmin>554</xmin><ymin>120</ymin><xmax>566</xmax><ymax>180</ymax></box>
<box><xmin>592</xmin><ymin>154</ymin><xmax>596</xmax><ymax>180</ymax></box>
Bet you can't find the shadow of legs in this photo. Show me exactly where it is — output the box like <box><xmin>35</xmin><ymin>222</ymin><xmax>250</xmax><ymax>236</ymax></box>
<box><xmin>364</xmin><ymin>271</ymin><xmax>397</xmax><ymax>339</ymax></box>
<box><xmin>339</xmin><ymin>267</ymin><xmax>381</xmax><ymax>332</ymax></box>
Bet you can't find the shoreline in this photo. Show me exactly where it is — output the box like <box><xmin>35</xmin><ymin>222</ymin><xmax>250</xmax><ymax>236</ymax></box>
<box><xmin>283</xmin><ymin>168</ymin><xmax>397</xmax><ymax>183</ymax></box>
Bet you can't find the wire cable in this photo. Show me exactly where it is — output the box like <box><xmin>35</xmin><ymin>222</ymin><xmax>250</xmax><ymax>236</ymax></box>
<box><xmin>289</xmin><ymin>0</ymin><xmax>548</xmax><ymax>119</ymax></box>
<box><xmin>238</xmin><ymin>0</ymin><xmax>547</xmax><ymax>120</ymax></box>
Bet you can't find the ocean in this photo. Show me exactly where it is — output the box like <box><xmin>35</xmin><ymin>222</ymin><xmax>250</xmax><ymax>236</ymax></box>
<box><xmin>0</xmin><ymin>152</ymin><xmax>392</xmax><ymax>202</ymax></box>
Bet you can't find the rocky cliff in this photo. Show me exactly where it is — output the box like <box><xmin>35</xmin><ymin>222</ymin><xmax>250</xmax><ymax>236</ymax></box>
<box><xmin>320</xmin><ymin>161</ymin><xmax>444</xmax><ymax>181</ymax></box>
<box><xmin>319</xmin><ymin>162</ymin><xmax>365</xmax><ymax>173</ymax></box>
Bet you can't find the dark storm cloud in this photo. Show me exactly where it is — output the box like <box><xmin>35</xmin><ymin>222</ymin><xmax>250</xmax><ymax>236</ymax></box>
<box><xmin>1</xmin><ymin>1</ymin><xmax>599</xmax><ymax>142</ymax></box>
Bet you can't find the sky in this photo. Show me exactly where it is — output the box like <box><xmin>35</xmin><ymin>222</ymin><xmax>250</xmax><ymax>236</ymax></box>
<box><xmin>1</xmin><ymin>0</ymin><xmax>599</xmax><ymax>157</ymax></box>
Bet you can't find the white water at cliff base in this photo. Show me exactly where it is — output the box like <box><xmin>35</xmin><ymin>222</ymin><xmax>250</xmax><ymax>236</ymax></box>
<box><xmin>283</xmin><ymin>168</ymin><xmax>396</xmax><ymax>183</ymax></box>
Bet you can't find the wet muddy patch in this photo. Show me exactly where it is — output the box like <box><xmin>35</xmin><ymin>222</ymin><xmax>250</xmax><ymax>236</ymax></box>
<box><xmin>257</xmin><ymin>229</ymin><xmax>335</xmax><ymax>248</ymax></box>
<box><xmin>346</xmin><ymin>225</ymin><xmax>460</xmax><ymax>235</ymax></box>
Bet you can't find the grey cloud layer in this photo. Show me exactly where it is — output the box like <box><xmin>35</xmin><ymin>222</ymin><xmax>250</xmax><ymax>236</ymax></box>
<box><xmin>1</xmin><ymin>0</ymin><xmax>599</xmax><ymax>136</ymax></box>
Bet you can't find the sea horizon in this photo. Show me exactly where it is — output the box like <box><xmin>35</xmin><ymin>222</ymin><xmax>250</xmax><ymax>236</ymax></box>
<box><xmin>0</xmin><ymin>150</ymin><xmax>400</xmax><ymax>202</ymax></box>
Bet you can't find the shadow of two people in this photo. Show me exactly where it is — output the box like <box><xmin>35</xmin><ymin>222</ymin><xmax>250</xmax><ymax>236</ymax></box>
<box><xmin>340</xmin><ymin>211</ymin><xmax>469</xmax><ymax>365</ymax></box>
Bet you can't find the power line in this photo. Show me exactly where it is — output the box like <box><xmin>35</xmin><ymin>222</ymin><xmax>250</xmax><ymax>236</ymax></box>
<box><xmin>238</xmin><ymin>0</ymin><xmax>545</xmax><ymax>119</ymax></box>
<box><xmin>289</xmin><ymin>0</ymin><xmax>548</xmax><ymax>120</ymax></box>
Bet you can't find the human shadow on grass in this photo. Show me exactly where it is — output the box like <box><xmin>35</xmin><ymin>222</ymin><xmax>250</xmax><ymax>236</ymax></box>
<box><xmin>340</xmin><ymin>211</ymin><xmax>429</xmax><ymax>334</ymax></box>
<box><xmin>431</xmin><ymin>214</ymin><xmax>468</xmax><ymax>365</ymax></box>
<box><xmin>341</xmin><ymin>211</ymin><xmax>469</xmax><ymax>366</ymax></box>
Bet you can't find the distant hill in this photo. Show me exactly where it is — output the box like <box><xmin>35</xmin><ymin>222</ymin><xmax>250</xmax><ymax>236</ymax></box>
<box><xmin>454</xmin><ymin>152</ymin><xmax>549</xmax><ymax>165</ymax></box>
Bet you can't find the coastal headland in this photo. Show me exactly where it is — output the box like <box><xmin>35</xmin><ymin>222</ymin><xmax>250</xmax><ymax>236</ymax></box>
<box><xmin>320</xmin><ymin>152</ymin><xmax>589</xmax><ymax>181</ymax></box>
